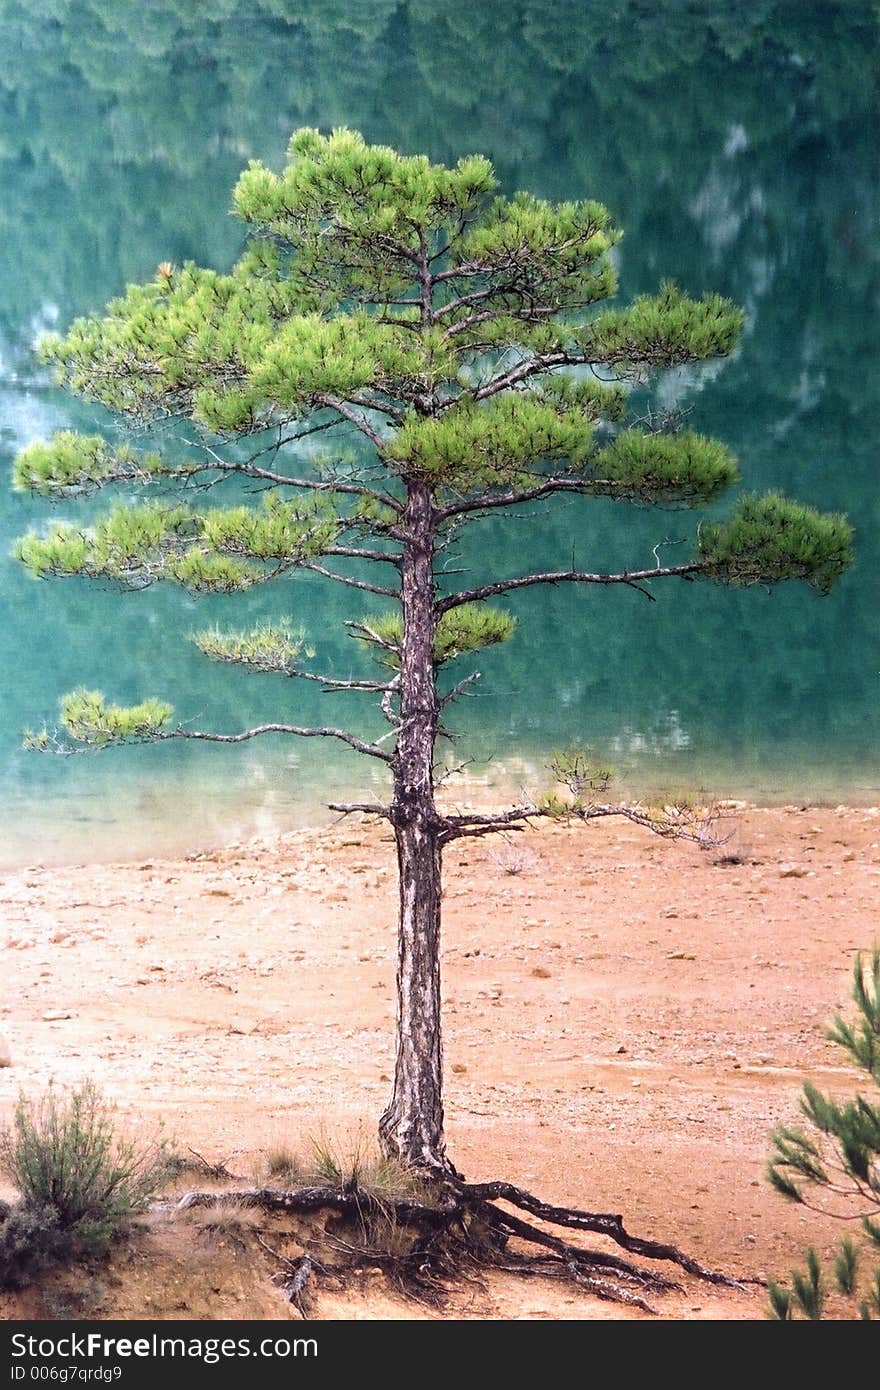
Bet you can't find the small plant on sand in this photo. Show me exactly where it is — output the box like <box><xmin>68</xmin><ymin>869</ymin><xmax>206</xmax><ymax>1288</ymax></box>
<box><xmin>186</xmin><ymin>1195</ymin><xmax>262</xmax><ymax>1247</ymax></box>
<box><xmin>308</xmin><ymin>1132</ymin><xmax>420</xmax><ymax>1198</ymax></box>
<box><xmin>256</xmin><ymin>1132</ymin><xmax>418</xmax><ymax>1197</ymax></box>
<box><xmin>767</xmin><ymin>949</ymin><xmax>880</xmax><ymax>1319</ymax></box>
<box><xmin>0</xmin><ymin>1078</ymin><xmax>169</xmax><ymax>1286</ymax></box>
<box><xmin>262</xmin><ymin>1142</ymin><xmax>305</xmax><ymax>1185</ymax></box>
<box><xmin>489</xmin><ymin>844</ymin><xmax>537</xmax><ymax>877</ymax></box>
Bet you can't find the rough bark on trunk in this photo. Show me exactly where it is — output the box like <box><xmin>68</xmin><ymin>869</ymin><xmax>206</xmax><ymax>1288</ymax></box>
<box><xmin>379</xmin><ymin>480</ymin><xmax>450</xmax><ymax>1173</ymax></box>
<box><xmin>379</xmin><ymin>818</ymin><xmax>446</xmax><ymax>1170</ymax></box>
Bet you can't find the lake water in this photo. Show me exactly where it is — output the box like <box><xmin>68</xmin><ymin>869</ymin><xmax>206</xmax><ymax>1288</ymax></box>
<box><xmin>1</xmin><ymin>1</ymin><xmax>878</xmax><ymax>866</ymax></box>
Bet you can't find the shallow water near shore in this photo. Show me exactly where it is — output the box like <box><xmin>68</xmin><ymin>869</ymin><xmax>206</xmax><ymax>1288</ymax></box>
<box><xmin>3</xmin><ymin>741</ymin><xmax>879</xmax><ymax>871</ymax></box>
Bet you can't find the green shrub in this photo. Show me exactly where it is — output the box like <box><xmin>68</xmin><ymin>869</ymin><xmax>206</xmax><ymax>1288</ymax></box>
<box><xmin>0</xmin><ymin>1079</ymin><xmax>168</xmax><ymax>1259</ymax></box>
<box><xmin>0</xmin><ymin>1202</ymin><xmax>71</xmax><ymax>1290</ymax></box>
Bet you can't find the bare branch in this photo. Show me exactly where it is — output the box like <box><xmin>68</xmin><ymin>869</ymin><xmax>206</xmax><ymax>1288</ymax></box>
<box><xmin>441</xmin><ymin>304</ymin><xmax>559</xmax><ymax>341</ymax></box>
<box><xmin>467</xmin><ymin>351</ymin><xmax>578</xmax><ymax>401</ymax></box>
<box><xmin>343</xmin><ymin>619</ymin><xmax>400</xmax><ymax>656</ymax></box>
<box><xmin>280</xmin><ymin>670</ymin><xmax>393</xmax><ymax>693</ymax></box>
<box><xmin>433</xmin><ymin>286</ymin><xmax>502</xmax><ymax>320</ymax></box>
<box><xmin>437</xmin><ymin>561</ymin><xmax>708</xmax><ymax>612</ymax></box>
<box><xmin>319</xmin><ymin>396</ymin><xmax>386</xmax><ymax>450</ymax></box>
<box><xmin>298</xmin><ymin>562</ymin><xmax>400</xmax><ymax>598</ymax></box>
<box><xmin>437</xmin><ymin>478</ymin><xmax>617</xmax><ymax>521</ymax></box>
<box><xmin>163</xmin><ymin>723</ymin><xmax>392</xmax><ymax>762</ymax></box>
<box><xmin>325</xmin><ymin>545</ymin><xmax>402</xmax><ymax>567</ymax></box>
<box><xmin>624</xmin><ymin>581</ymin><xmax>657</xmax><ymax>602</ymax></box>
<box><xmin>440</xmin><ymin>800</ymin><xmax>727</xmax><ymax>846</ymax></box>
<box><xmin>439</xmin><ymin>671</ymin><xmax>481</xmax><ymax>709</ymax></box>
<box><xmin>431</xmin><ymin>258</ymin><xmax>504</xmax><ymax>284</ymax></box>
<box><xmin>181</xmin><ymin>447</ymin><xmax>403</xmax><ymax>512</ymax></box>
<box><xmin>442</xmin><ymin>821</ymin><xmax>527</xmax><ymax>841</ymax></box>
<box><xmin>327</xmin><ymin>801</ymin><xmax>392</xmax><ymax>819</ymax></box>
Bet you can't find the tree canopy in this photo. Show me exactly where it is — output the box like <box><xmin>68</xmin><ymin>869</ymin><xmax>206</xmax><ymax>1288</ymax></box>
<box><xmin>16</xmin><ymin>126</ymin><xmax>852</xmax><ymax>764</ymax></box>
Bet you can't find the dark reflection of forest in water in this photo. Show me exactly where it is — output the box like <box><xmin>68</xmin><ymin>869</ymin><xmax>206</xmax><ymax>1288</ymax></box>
<box><xmin>0</xmin><ymin>1</ymin><xmax>877</xmax><ymax>860</ymax></box>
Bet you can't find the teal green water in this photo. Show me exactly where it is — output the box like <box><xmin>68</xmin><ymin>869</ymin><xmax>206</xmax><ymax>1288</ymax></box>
<box><xmin>1</xmin><ymin>1</ymin><xmax>878</xmax><ymax>866</ymax></box>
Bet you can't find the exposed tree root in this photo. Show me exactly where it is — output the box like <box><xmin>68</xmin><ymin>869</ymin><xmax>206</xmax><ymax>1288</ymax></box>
<box><xmin>459</xmin><ymin>1180</ymin><xmax>744</xmax><ymax>1286</ymax></box>
<box><xmin>177</xmin><ymin>1175</ymin><xmax>753</xmax><ymax>1315</ymax></box>
<box><xmin>275</xmin><ymin>1252</ymin><xmax>318</xmax><ymax>1317</ymax></box>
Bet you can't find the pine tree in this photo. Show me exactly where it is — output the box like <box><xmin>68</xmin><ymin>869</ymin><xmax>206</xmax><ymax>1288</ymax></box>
<box><xmin>767</xmin><ymin>950</ymin><xmax>880</xmax><ymax>1320</ymax></box>
<box><xmin>12</xmin><ymin>129</ymin><xmax>853</xmax><ymax>1300</ymax></box>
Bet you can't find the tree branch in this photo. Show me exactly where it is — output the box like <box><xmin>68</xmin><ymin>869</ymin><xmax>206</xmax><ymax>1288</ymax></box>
<box><xmin>163</xmin><ymin>723</ymin><xmax>392</xmax><ymax>762</ymax></box>
<box><xmin>319</xmin><ymin>396</ymin><xmax>386</xmax><ymax>450</ymax></box>
<box><xmin>327</xmin><ymin>801</ymin><xmax>392</xmax><ymax>818</ymax></box>
<box><xmin>298</xmin><ymin>561</ymin><xmax>400</xmax><ymax>598</ymax></box>
<box><xmin>437</xmin><ymin>478</ymin><xmax>619</xmax><ymax>521</ymax></box>
<box><xmin>439</xmin><ymin>800</ymin><xmax>726</xmax><ymax>846</ymax></box>
<box><xmin>325</xmin><ymin>545</ymin><xmax>402</xmax><ymax>567</ymax></box>
<box><xmin>437</xmin><ymin>562</ymin><xmax>708</xmax><ymax>612</ymax></box>
<box><xmin>439</xmin><ymin>671</ymin><xmax>481</xmax><ymax>709</ymax></box>
<box><xmin>441</xmin><ymin>304</ymin><xmax>559</xmax><ymax>341</ymax></box>
<box><xmin>278</xmin><ymin>670</ymin><xmax>393</xmax><ymax>693</ymax></box>
<box><xmin>432</xmin><ymin>258</ymin><xmax>508</xmax><ymax>284</ymax></box>
<box><xmin>467</xmin><ymin>351</ymin><xmax>576</xmax><ymax>401</ymax></box>
<box><xmin>343</xmin><ymin>620</ymin><xmax>400</xmax><ymax>656</ymax></box>
<box><xmin>182</xmin><ymin>450</ymin><xmax>403</xmax><ymax>512</ymax></box>
<box><xmin>433</xmin><ymin>286</ymin><xmax>500</xmax><ymax>320</ymax></box>
<box><xmin>441</xmin><ymin>821</ymin><xmax>527</xmax><ymax>841</ymax></box>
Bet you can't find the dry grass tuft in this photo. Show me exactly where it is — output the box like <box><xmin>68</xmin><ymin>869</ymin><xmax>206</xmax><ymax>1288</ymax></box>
<box><xmin>489</xmin><ymin>845</ymin><xmax>537</xmax><ymax>876</ymax></box>
<box><xmin>261</xmin><ymin>1143</ymin><xmax>305</xmax><ymax>1185</ymax></box>
<box><xmin>184</xmin><ymin>1196</ymin><xmax>262</xmax><ymax>1245</ymax></box>
<box><xmin>308</xmin><ymin>1130</ymin><xmax>422</xmax><ymax>1199</ymax></box>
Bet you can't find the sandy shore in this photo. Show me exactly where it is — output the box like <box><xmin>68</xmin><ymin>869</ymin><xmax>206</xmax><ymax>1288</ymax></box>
<box><xmin>1</xmin><ymin>802</ymin><xmax>878</xmax><ymax>1319</ymax></box>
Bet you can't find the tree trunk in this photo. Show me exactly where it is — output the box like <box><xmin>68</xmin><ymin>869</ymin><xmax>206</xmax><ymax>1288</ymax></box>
<box><xmin>379</xmin><ymin>817</ymin><xmax>447</xmax><ymax>1171</ymax></box>
<box><xmin>379</xmin><ymin>480</ymin><xmax>451</xmax><ymax>1173</ymax></box>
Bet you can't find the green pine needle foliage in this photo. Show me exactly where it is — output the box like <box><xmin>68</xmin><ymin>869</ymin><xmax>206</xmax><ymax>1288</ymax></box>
<box><xmin>591</xmin><ymin>430</ymin><xmax>739</xmax><ymax>506</ymax></box>
<box><xmin>384</xmin><ymin>395</ymin><xmax>596</xmax><ymax>491</ymax></box>
<box><xmin>193</xmin><ymin>624</ymin><xmax>315</xmax><ymax>674</ymax></box>
<box><xmin>361</xmin><ymin>604</ymin><xmax>516</xmax><ymax>666</ymax></box>
<box><xmin>17</xmin><ymin>128</ymin><xmax>849</xmax><ymax>598</ymax></box>
<box><xmin>534</xmin><ymin>375</ymin><xmax>627</xmax><ymax>420</ymax></box>
<box><xmin>12</xmin><ymin>432</ymin><xmax>166</xmax><ymax>495</ymax></box>
<box><xmin>233</xmin><ymin>128</ymin><xmax>500</xmax><ymax>305</ymax></box>
<box><xmin>767</xmin><ymin>1280</ymin><xmax>793</xmax><ymax>1321</ymax></box>
<box><xmin>24</xmin><ymin>690</ymin><xmax>174</xmax><ymax>750</ymax></box>
<box><xmin>575</xmin><ymin>282</ymin><xmax>744</xmax><ymax>368</ymax></box>
<box><xmin>835</xmin><ymin>1237</ymin><xmax>858</xmax><ymax>1296</ymax></box>
<box><xmin>789</xmin><ymin>1249</ymin><xmax>825</xmax><ymax>1321</ymax></box>
<box><xmin>828</xmin><ymin>951</ymin><xmax>880</xmax><ymax>1084</ymax></box>
<box><xmin>698</xmin><ymin>492</ymin><xmax>854</xmax><ymax>594</ymax></box>
<box><xmin>61</xmin><ymin>690</ymin><xmax>173</xmax><ymax>746</ymax></box>
<box><xmin>767</xmin><ymin>950</ymin><xmax>880</xmax><ymax>1319</ymax></box>
<box><xmin>15</xmin><ymin>493</ymin><xmax>339</xmax><ymax>592</ymax></box>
